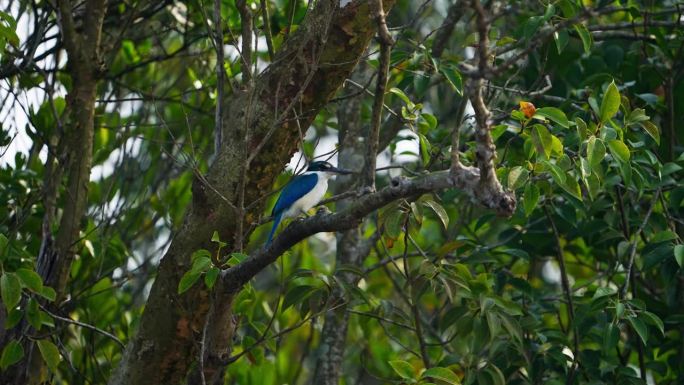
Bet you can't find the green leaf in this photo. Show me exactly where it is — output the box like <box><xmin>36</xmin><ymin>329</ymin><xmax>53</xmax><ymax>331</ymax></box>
<box><xmin>561</xmin><ymin>176</ymin><xmax>582</xmax><ymax>200</ymax></box>
<box><xmin>592</xmin><ymin>286</ymin><xmax>616</xmax><ymax>300</ymax></box>
<box><xmin>607</xmin><ymin>140</ymin><xmax>630</xmax><ymax>163</ymax></box>
<box><xmin>603</xmin><ymin>323</ymin><xmax>619</xmax><ymax>352</ymax></box>
<box><xmin>227</xmin><ymin>252</ymin><xmax>249</xmax><ymax>265</ymax></box>
<box><xmin>531</xmin><ymin>124</ymin><xmax>553</xmax><ymax>160</ymax></box>
<box><xmin>0</xmin><ymin>340</ymin><xmax>23</xmax><ymax>370</ymax></box>
<box><xmin>573</xmin><ymin>23</ymin><xmax>592</xmax><ymax>53</ymax></box>
<box><xmin>554</xmin><ymin>29</ymin><xmax>569</xmax><ymax>54</ymax></box>
<box><xmin>421</xmin><ymin>113</ymin><xmax>438</xmax><ymax>131</ymax></box>
<box><xmin>627</xmin><ymin>316</ymin><xmax>648</xmax><ymax>345</ymax></box>
<box><xmin>523</xmin><ymin>184</ymin><xmax>540</xmax><ymax>216</ymax></box>
<box><xmin>534</xmin><ymin>107</ymin><xmax>569</xmax><ymax>128</ymax></box>
<box><xmin>422</xmin><ymin>199</ymin><xmax>449</xmax><ymax>230</ymax></box>
<box><xmin>640</xmin><ymin>311</ymin><xmax>664</xmax><ymax>336</ymax></box>
<box><xmin>422</xmin><ymin>367</ymin><xmax>460</xmax><ymax>384</ymax></box>
<box><xmin>178</xmin><ymin>270</ymin><xmax>201</xmax><ymax>294</ymax></box>
<box><xmin>384</xmin><ymin>209</ymin><xmax>405</xmax><ymax>239</ymax></box>
<box><xmin>600</xmin><ymin>81</ymin><xmax>621</xmax><ymax>123</ymax></box>
<box><xmin>389</xmin><ymin>87</ymin><xmax>413</xmax><ymax>108</ymax></box>
<box><xmin>210</xmin><ymin>231</ymin><xmax>227</xmax><ymax>248</ymax></box>
<box><xmin>439</xmin><ymin>64</ymin><xmax>463</xmax><ymax>96</ymax></box>
<box><xmin>1</xmin><ymin>273</ymin><xmax>21</xmax><ymax>311</ymax></box>
<box><xmin>39</xmin><ymin>286</ymin><xmax>56</xmax><ymax>302</ymax></box>
<box><xmin>674</xmin><ymin>245</ymin><xmax>684</xmax><ymax>268</ymax></box>
<box><xmin>643</xmin><ymin>244</ymin><xmax>673</xmax><ymax>270</ymax></box>
<box><xmin>389</xmin><ymin>360</ymin><xmax>415</xmax><ymax>380</ymax></box>
<box><xmin>418</xmin><ymin>133</ymin><xmax>431</xmax><ymax>166</ymax></box>
<box><xmin>575</xmin><ymin>117</ymin><xmax>589</xmax><ymax>141</ymax></box>
<box><xmin>191</xmin><ymin>255</ymin><xmax>212</xmax><ymax>273</ymax></box>
<box><xmin>192</xmin><ymin>249</ymin><xmax>212</xmax><ymax>261</ymax></box>
<box><xmin>282</xmin><ymin>284</ymin><xmax>317</xmax><ymax>311</ymax></box>
<box><xmin>204</xmin><ymin>267</ymin><xmax>220</xmax><ymax>289</ymax></box>
<box><xmin>0</xmin><ymin>233</ymin><xmax>8</xmax><ymax>259</ymax></box>
<box><xmin>507</xmin><ymin>166</ymin><xmax>529</xmax><ymax>190</ymax></box>
<box><xmin>640</xmin><ymin>121</ymin><xmax>660</xmax><ymax>145</ymax></box>
<box><xmin>26</xmin><ymin>298</ymin><xmax>41</xmax><ymax>330</ymax></box>
<box><xmin>586</xmin><ymin>136</ymin><xmax>606</xmax><ymax>168</ymax></box>
<box><xmin>36</xmin><ymin>339</ymin><xmax>60</xmax><ymax>371</ymax></box>
<box><xmin>15</xmin><ymin>268</ymin><xmax>43</xmax><ymax>293</ymax></box>
<box><xmin>4</xmin><ymin>308</ymin><xmax>22</xmax><ymax>329</ymax></box>
<box><xmin>542</xmin><ymin>160</ymin><xmax>566</xmax><ymax>184</ymax></box>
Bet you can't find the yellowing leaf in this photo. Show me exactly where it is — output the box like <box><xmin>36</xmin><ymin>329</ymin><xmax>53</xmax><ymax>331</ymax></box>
<box><xmin>600</xmin><ymin>81</ymin><xmax>621</xmax><ymax>123</ymax></box>
<box><xmin>607</xmin><ymin>140</ymin><xmax>630</xmax><ymax>163</ymax></box>
<box><xmin>422</xmin><ymin>367</ymin><xmax>460</xmax><ymax>384</ymax></box>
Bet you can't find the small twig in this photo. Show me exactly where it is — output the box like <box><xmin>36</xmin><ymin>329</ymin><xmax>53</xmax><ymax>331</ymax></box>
<box><xmin>621</xmin><ymin>189</ymin><xmax>660</xmax><ymax>298</ymax></box>
<box><xmin>260</xmin><ymin>0</ymin><xmax>275</xmax><ymax>61</ymax></box>
<box><xmin>403</xmin><ymin>228</ymin><xmax>431</xmax><ymax>368</ymax></box>
<box><xmin>543</xmin><ymin>204</ymin><xmax>579</xmax><ymax>385</ymax></box>
<box><xmin>213</xmin><ymin>0</ymin><xmax>225</xmax><ymax>157</ymax></box>
<box><xmin>364</xmin><ymin>0</ymin><xmax>394</xmax><ymax>190</ymax></box>
<box><xmin>344</xmin><ymin>79</ymin><xmax>401</xmax><ymax>118</ymax></box>
<box><xmin>40</xmin><ymin>304</ymin><xmax>125</xmax><ymax>349</ymax></box>
<box><xmin>348</xmin><ymin>309</ymin><xmax>415</xmax><ymax>330</ymax></box>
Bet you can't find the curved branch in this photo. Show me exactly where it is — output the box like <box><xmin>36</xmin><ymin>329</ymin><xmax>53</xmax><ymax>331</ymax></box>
<box><xmin>222</xmin><ymin>166</ymin><xmax>515</xmax><ymax>293</ymax></box>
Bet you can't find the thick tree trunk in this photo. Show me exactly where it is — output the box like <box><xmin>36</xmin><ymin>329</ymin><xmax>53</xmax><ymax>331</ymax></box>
<box><xmin>312</xmin><ymin>68</ymin><xmax>370</xmax><ymax>384</ymax></box>
<box><xmin>109</xmin><ymin>2</ymin><xmax>396</xmax><ymax>385</ymax></box>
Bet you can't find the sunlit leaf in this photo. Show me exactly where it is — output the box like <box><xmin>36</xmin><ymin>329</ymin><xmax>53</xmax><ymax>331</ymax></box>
<box><xmin>574</xmin><ymin>23</ymin><xmax>592</xmax><ymax>53</ymax></box>
<box><xmin>534</xmin><ymin>107</ymin><xmax>569</xmax><ymax>128</ymax></box>
<box><xmin>389</xmin><ymin>360</ymin><xmax>415</xmax><ymax>380</ymax></box>
<box><xmin>422</xmin><ymin>367</ymin><xmax>460</xmax><ymax>384</ymax></box>
<box><xmin>600</xmin><ymin>81</ymin><xmax>620</xmax><ymax>123</ymax></box>
<box><xmin>422</xmin><ymin>199</ymin><xmax>449</xmax><ymax>230</ymax></box>
<box><xmin>607</xmin><ymin>140</ymin><xmax>630</xmax><ymax>163</ymax></box>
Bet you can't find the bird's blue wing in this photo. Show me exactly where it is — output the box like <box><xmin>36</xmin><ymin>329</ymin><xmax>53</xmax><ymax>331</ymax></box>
<box><xmin>271</xmin><ymin>173</ymin><xmax>318</xmax><ymax>216</ymax></box>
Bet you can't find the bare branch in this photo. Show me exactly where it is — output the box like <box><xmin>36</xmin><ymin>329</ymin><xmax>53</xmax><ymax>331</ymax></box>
<box><xmin>364</xmin><ymin>0</ymin><xmax>394</xmax><ymax>189</ymax></box>
<box><xmin>214</xmin><ymin>0</ymin><xmax>225</xmax><ymax>157</ymax></box>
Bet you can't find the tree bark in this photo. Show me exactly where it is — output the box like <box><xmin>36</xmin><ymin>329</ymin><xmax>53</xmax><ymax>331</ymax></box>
<box><xmin>109</xmin><ymin>2</ymin><xmax>397</xmax><ymax>385</ymax></box>
<box><xmin>0</xmin><ymin>1</ymin><xmax>107</xmax><ymax>384</ymax></box>
<box><xmin>312</xmin><ymin>67</ymin><xmax>370</xmax><ymax>384</ymax></box>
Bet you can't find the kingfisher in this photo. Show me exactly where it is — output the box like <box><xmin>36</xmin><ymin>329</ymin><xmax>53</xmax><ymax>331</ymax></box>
<box><xmin>267</xmin><ymin>161</ymin><xmax>353</xmax><ymax>244</ymax></box>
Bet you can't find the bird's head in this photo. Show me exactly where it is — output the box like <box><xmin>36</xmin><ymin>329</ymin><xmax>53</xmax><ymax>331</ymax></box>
<box><xmin>306</xmin><ymin>161</ymin><xmax>353</xmax><ymax>175</ymax></box>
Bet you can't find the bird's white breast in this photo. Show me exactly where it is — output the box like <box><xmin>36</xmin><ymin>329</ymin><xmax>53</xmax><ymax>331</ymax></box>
<box><xmin>284</xmin><ymin>171</ymin><xmax>330</xmax><ymax>218</ymax></box>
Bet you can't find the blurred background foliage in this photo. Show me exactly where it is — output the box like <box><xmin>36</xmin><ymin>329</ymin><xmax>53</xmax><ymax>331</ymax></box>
<box><xmin>1</xmin><ymin>0</ymin><xmax>684</xmax><ymax>384</ymax></box>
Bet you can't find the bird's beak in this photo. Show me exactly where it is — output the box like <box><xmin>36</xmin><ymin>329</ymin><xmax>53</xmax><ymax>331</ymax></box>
<box><xmin>329</xmin><ymin>166</ymin><xmax>353</xmax><ymax>175</ymax></box>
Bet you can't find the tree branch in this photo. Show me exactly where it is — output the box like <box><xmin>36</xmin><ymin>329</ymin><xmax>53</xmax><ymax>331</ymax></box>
<box><xmin>222</xmin><ymin>166</ymin><xmax>514</xmax><ymax>293</ymax></box>
<box><xmin>364</xmin><ymin>0</ymin><xmax>394</xmax><ymax>189</ymax></box>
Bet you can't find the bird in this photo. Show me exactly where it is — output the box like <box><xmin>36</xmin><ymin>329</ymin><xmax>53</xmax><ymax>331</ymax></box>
<box><xmin>267</xmin><ymin>161</ymin><xmax>352</xmax><ymax>244</ymax></box>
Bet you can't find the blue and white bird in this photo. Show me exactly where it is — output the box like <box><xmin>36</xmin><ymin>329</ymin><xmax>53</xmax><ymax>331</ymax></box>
<box><xmin>267</xmin><ymin>161</ymin><xmax>352</xmax><ymax>244</ymax></box>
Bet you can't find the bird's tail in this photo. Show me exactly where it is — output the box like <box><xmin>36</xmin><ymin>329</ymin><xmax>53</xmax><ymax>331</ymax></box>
<box><xmin>266</xmin><ymin>212</ymin><xmax>283</xmax><ymax>245</ymax></box>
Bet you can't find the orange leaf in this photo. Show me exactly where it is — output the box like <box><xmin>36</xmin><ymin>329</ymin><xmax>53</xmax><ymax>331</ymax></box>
<box><xmin>519</xmin><ymin>101</ymin><xmax>536</xmax><ymax>118</ymax></box>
